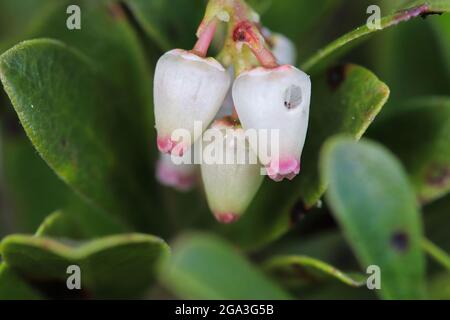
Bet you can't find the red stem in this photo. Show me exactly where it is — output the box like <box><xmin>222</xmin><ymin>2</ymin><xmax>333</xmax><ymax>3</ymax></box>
<box><xmin>233</xmin><ymin>20</ymin><xmax>278</xmax><ymax>68</ymax></box>
<box><xmin>192</xmin><ymin>19</ymin><xmax>218</xmax><ymax>57</ymax></box>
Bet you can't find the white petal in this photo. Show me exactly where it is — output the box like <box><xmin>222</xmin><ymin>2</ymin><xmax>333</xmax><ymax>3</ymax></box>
<box><xmin>200</xmin><ymin>121</ymin><xmax>263</xmax><ymax>223</ymax></box>
<box><xmin>272</xmin><ymin>33</ymin><xmax>297</xmax><ymax>65</ymax></box>
<box><xmin>232</xmin><ymin>65</ymin><xmax>311</xmax><ymax>181</ymax></box>
<box><xmin>154</xmin><ymin>49</ymin><xmax>231</xmax><ymax>155</ymax></box>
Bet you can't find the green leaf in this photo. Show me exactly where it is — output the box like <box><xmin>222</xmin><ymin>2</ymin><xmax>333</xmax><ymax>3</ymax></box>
<box><xmin>35</xmin><ymin>211</ymin><xmax>85</xmax><ymax>239</ymax></box>
<box><xmin>256</xmin><ymin>0</ymin><xmax>343</xmax><ymax>61</ymax></box>
<box><xmin>371</xmin><ymin>97</ymin><xmax>450</xmax><ymax>203</ymax></box>
<box><xmin>2</xmin><ymin>0</ymin><xmax>171</xmax><ymax>234</ymax></box>
<box><xmin>301</xmin><ymin>1</ymin><xmax>450</xmax><ymax>74</ymax></box>
<box><xmin>0</xmin><ymin>233</ymin><xmax>170</xmax><ymax>299</ymax></box>
<box><xmin>0</xmin><ymin>263</ymin><xmax>42</xmax><ymax>300</ymax></box>
<box><xmin>162</xmin><ymin>233</ymin><xmax>291</xmax><ymax>299</ymax></box>
<box><xmin>320</xmin><ymin>137</ymin><xmax>426</xmax><ymax>299</ymax></box>
<box><xmin>124</xmin><ymin>0</ymin><xmax>204</xmax><ymax>50</ymax></box>
<box><xmin>370</xmin><ymin>20</ymin><xmax>450</xmax><ymax>105</ymax></box>
<box><xmin>217</xmin><ymin>64</ymin><xmax>389</xmax><ymax>249</ymax></box>
<box><xmin>35</xmin><ymin>205</ymin><xmax>125</xmax><ymax>240</ymax></box>
<box><xmin>432</xmin><ymin>14</ymin><xmax>450</xmax><ymax>75</ymax></box>
<box><xmin>0</xmin><ymin>39</ymin><xmax>169</xmax><ymax>234</ymax></box>
<box><xmin>263</xmin><ymin>255</ymin><xmax>366</xmax><ymax>288</ymax></box>
<box><xmin>0</xmin><ymin>0</ymin><xmax>57</xmax><ymax>51</ymax></box>
<box><xmin>428</xmin><ymin>273</ymin><xmax>450</xmax><ymax>299</ymax></box>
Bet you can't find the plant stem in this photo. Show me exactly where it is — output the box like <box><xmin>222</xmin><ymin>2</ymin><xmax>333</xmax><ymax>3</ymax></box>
<box><xmin>422</xmin><ymin>238</ymin><xmax>450</xmax><ymax>271</ymax></box>
<box><xmin>232</xmin><ymin>21</ymin><xmax>278</xmax><ymax>68</ymax></box>
<box><xmin>192</xmin><ymin>19</ymin><xmax>218</xmax><ymax>57</ymax></box>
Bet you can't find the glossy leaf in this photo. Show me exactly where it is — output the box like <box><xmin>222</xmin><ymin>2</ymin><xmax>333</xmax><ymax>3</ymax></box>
<box><xmin>1</xmin><ymin>233</ymin><xmax>170</xmax><ymax>299</ymax></box>
<box><xmin>371</xmin><ymin>97</ymin><xmax>450</xmax><ymax>203</ymax></box>
<box><xmin>217</xmin><ymin>64</ymin><xmax>389</xmax><ymax>249</ymax></box>
<box><xmin>162</xmin><ymin>233</ymin><xmax>291</xmax><ymax>299</ymax></box>
<box><xmin>321</xmin><ymin>137</ymin><xmax>426</xmax><ymax>299</ymax></box>
<box><xmin>301</xmin><ymin>0</ymin><xmax>450</xmax><ymax>74</ymax></box>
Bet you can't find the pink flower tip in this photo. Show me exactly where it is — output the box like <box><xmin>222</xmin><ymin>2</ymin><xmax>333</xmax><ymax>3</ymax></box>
<box><xmin>214</xmin><ymin>212</ymin><xmax>240</xmax><ymax>224</ymax></box>
<box><xmin>266</xmin><ymin>157</ymin><xmax>301</xmax><ymax>182</ymax></box>
<box><xmin>156</xmin><ymin>160</ymin><xmax>196</xmax><ymax>192</ymax></box>
<box><xmin>157</xmin><ymin>136</ymin><xmax>186</xmax><ymax>156</ymax></box>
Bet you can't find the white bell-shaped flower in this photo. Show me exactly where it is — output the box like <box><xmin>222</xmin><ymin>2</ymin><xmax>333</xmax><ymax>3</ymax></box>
<box><xmin>200</xmin><ymin>120</ymin><xmax>263</xmax><ymax>223</ymax></box>
<box><xmin>156</xmin><ymin>152</ymin><xmax>197</xmax><ymax>191</ymax></box>
<box><xmin>232</xmin><ymin>65</ymin><xmax>311</xmax><ymax>182</ymax></box>
<box><xmin>271</xmin><ymin>33</ymin><xmax>297</xmax><ymax>65</ymax></box>
<box><xmin>154</xmin><ymin>49</ymin><xmax>231</xmax><ymax>155</ymax></box>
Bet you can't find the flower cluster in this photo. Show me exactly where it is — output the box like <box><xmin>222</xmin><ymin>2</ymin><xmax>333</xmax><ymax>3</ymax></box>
<box><xmin>153</xmin><ymin>0</ymin><xmax>311</xmax><ymax>223</ymax></box>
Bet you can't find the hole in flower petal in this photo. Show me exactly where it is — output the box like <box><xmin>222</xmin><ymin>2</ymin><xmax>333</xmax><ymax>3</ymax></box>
<box><xmin>283</xmin><ymin>85</ymin><xmax>302</xmax><ymax>110</ymax></box>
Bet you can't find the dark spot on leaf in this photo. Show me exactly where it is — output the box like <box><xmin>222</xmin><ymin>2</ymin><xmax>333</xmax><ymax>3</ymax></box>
<box><xmin>391</xmin><ymin>231</ymin><xmax>409</xmax><ymax>252</ymax></box>
<box><xmin>426</xmin><ymin>165</ymin><xmax>450</xmax><ymax>187</ymax></box>
<box><xmin>290</xmin><ymin>199</ymin><xmax>309</xmax><ymax>225</ymax></box>
<box><xmin>61</xmin><ymin>138</ymin><xmax>68</xmax><ymax>148</ymax></box>
<box><xmin>327</xmin><ymin>65</ymin><xmax>348</xmax><ymax>90</ymax></box>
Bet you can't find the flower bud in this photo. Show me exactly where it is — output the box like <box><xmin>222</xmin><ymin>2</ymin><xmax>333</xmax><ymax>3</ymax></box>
<box><xmin>154</xmin><ymin>49</ymin><xmax>231</xmax><ymax>155</ymax></box>
<box><xmin>156</xmin><ymin>153</ymin><xmax>197</xmax><ymax>191</ymax></box>
<box><xmin>271</xmin><ymin>33</ymin><xmax>297</xmax><ymax>65</ymax></box>
<box><xmin>232</xmin><ymin>65</ymin><xmax>311</xmax><ymax>181</ymax></box>
<box><xmin>200</xmin><ymin>120</ymin><xmax>263</xmax><ymax>223</ymax></box>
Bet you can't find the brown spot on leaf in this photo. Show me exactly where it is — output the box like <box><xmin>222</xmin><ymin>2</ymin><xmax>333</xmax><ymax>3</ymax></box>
<box><xmin>391</xmin><ymin>231</ymin><xmax>409</xmax><ymax>252</ymax></box>
<box><xmin>426</xmin><ymin>165</ymin><xmax>450</xmax><ymax>187</ymax></box>
<box><xmin>327</xmin><ymin>64</ymin><xmax>349</xmax><ymax>90</ymax></box>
